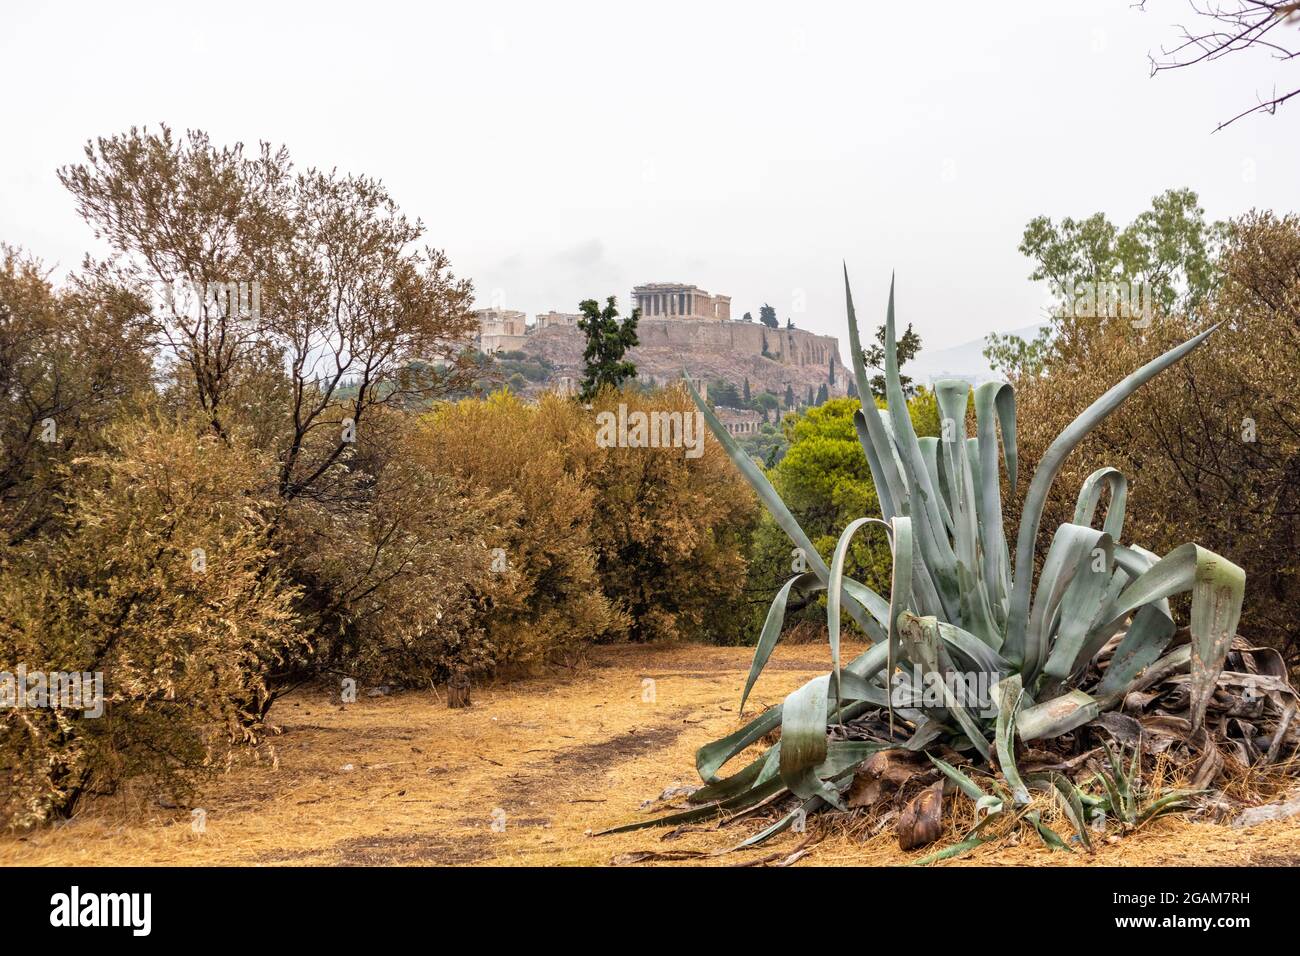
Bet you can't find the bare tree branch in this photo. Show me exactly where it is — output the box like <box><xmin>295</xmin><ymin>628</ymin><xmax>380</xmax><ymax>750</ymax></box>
<box><xmin>1139</xmin><ymin>1</ymin><xmax>1300</xmax><ymax>128</ymax></box>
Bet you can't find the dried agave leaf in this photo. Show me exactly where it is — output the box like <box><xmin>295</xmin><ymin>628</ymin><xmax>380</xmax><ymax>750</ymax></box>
<box><xmin>897</xmin><ymin>779</ymin><xmax>945</xmax><ymax>850</ymax></box>
<box><xmin>847</xmin><ymin>749</ymin><xmax>929</xmax><ymax>808</ymax></box>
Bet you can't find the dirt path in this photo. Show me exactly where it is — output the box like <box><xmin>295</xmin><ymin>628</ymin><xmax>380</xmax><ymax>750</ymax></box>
<box><xmin>3</xmin><ymin>642</ymin><xmax>1299</xmax><ymax>867</ymax></box>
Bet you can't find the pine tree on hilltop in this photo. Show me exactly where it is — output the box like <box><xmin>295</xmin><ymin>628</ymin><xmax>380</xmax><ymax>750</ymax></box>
<box><xmin>759</xmin><ymin>303</ymin><xmax>779</xmax><ymax>329</ymax></box>
<box><xmin>577</xmin><ymin>296</ymin><xmax>639</xmax><ymax>401</ymax></box>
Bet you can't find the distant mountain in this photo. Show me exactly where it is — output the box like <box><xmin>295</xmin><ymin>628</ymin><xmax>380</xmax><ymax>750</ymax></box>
<box><xmin>905</xmin><ymin>322</ymin><xmax>1048</xmax><ymax>385</ymax></box>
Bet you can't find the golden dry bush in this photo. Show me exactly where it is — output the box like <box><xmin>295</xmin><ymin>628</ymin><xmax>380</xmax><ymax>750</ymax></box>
<box><xmin>413</xmin><ymin>391</ymin><xmax>628</xmax><ymax>670</ymax></box>
<box><xmin>0</xmin><ymin>413</ymin><xmax>300</xmax><ymax>828</ymax></box>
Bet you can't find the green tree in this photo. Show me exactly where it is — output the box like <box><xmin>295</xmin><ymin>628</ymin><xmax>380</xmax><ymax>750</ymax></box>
<box><xmin>863</xmin><ymin>322</ymin><xmax>922</xmax><ymax>398</ymax></box>
<box><xmin>576</xmin><ymin>296</ymin><xmax>639</xmax><ymax>400</ymax></box>
<box><xmin>783</xmin><ymin>383</ymin><xmax>795</xmax><ymax>408</ymax></box>
<box><xmin>709</xmin><ymin>378</ymin><xmax>742</xmax><ymax>408</ymax></box>
<box><xmin>759</xmin><ymin>303</ymin><xmax>779</xmax><ymax>329</ymax></box>
<box><xmin>993</xmin><ymin>188</ymin><xmax>1225</xmax><ymax>378</ymax></box>
<box><xmin>741</xmin><ymin>311</ymin><xmax>753</xmax><ymax>323</ymax></box>
<box><xmin>983</xmin><ymin>325</ymin><xmax>1054</xmax><ymax>378</ymax></box>
<box><xmin>1020</xmin><ymin>188</ymin><xmax>1221</xmax><ymax>318</ymax></box>
<box><xmin>743</xmin><ymin>377</ymin><xmax>751</xmax><ymax>404</ymax></box>
<box><xmin>815</xmin><ymin>382</ymin><xmax>829</xmax><ymax>406</ymax></box>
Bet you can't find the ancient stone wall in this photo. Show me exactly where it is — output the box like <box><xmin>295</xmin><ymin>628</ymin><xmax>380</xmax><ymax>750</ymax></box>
<box><xmin>521</xmin><ymin>319</ymin><xmax>847</xmax><ymax>402</ymax></box>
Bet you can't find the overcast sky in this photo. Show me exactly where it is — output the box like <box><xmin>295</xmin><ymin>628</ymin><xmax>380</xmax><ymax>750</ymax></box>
<box><xmin>2</xmin><ymin>0</ymin><xmax>1297</xmax><ymax>350</ymax></box>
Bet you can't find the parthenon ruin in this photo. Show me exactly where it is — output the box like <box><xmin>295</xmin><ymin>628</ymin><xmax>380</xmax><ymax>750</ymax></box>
<box><xmin>630</xmin><ymin>283</ymin><xmax>730</xmax><ymax>322</ymax></box>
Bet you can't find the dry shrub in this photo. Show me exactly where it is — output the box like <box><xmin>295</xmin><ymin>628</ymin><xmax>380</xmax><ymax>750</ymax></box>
<box><xmin>588</xmin><ymin>385</ymin><xmax>757</xmax><ymax>644</ymax></box>
<box><xmin>414</xmin><ymin>391</ymin><xmax>627</xmax><ymax>671</ymax></box>
<box><xmin>1009</xmin><ymin>211</ymin><xmax>1300</xmax><ymax>666</ymax></box>
<box><xmin>0</xmin><ymin>414</ymin><xmax>300</xmax><ymax>827</ymax></box>
<box><xmin>283</xmin><ymin>421</ymin><xmax>509</xmax><ymax>687</ymax></box>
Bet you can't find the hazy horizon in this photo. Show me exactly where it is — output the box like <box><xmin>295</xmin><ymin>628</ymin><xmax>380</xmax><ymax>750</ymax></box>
<box><xmin>3</xmin><ymin>0</ymin><xmax>1297</xmax><ymax>350</ymax></box>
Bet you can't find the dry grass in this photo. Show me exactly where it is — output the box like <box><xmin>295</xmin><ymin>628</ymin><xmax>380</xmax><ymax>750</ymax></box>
<box><xmin>2</xmin><ymin>641</ymin><xmax>1297</xmax><ymax>867</ymax></box>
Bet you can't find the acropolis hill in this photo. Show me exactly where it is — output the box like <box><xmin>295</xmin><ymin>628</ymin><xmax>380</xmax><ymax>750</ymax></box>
<box><xmin>475</xmin><ymin>282</ymin><xmax>850</xmax><ymax>403</ymax></box>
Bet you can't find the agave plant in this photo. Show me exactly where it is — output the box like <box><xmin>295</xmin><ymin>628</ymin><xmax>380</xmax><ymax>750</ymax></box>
<box><xmin>603</xmin><ymin>268</ymin><xmax>1246</xmax><ymax>849</ymax></box>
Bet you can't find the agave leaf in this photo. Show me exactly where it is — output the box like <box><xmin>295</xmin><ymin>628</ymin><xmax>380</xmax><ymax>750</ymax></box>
<box><xmin>879</xmin><ymin>277</ymin><xmax>961</xmax><ymax>619</ymax></box>
<box><xmin>594</xmin><ymin>772</ymin><xmax>789</xmax><ymax>835</ymax></box>
<box><xmin>606</xmin><ymin>740</ymin><xmax>892</xmax><ymax>838</ymax></box>
<box><xmin>1136</xmin><ymin>789</ymin><xmax>1204</xmax><ymax>826</ymax></box>
<box><xmin>1074</xmin><ymin>466</ymin><xmax>1128</xmax><ymax>540</ymax></box>
<box><xmin>691</xmin><ymin>749</ymin><xmax>777</xmax><ymax>803</ymax></box>
<box><xmin>1023</xmin><ymin>524</ymin><xmax>1111</xmax><ymax>679</ymax></box>
<box><xmin>730</xmin><ymin>797</ymin><xmax>822</xmax><ymax>851</ymax></box>
<box><xmin>740</xmin><ymin>571</ymin><xmax>822</xmax><ymax>714</ymax></box>
<box><xmin>1187</xmin><ymin>550</ymin><xmax>1247</xmax><ymax>729</ymax></box>
<box><xmin>1017</xmin><ymin>689</ymin><xmax>1100</xmax><ymax>742</ymax></box>
<box><xmin>884</xmin><ymin>516</ymin><xmax>915</xmax><ymax>730</ymax></box>
<box><xmin>909</xmin><ymin>834</ymin><xmax>990</xmax><ymax>866</ymax></box>
<box><xmin>1095</xmin><ymin>603</ymin><xmax>1177</xmax><ymax>698</ymax></box>
<box><xmin>778</xmin><ymin>676</ymin><xmax>845</xmax><ymax>808</ymax></box>
<box><xmin>1028</xmin><ymin>771</ymin><xmax>1092</xmax><ymax>849</ymax></box>
<box><xmin>898</xmin><ymin>612</ymin><xmax>992</xmax><ymax>761</ymax></box>
<box><xmin>918</xmin><ymin>436</ymin><xmax>956</xmax><ymax>534</ymax></box>
<box><xmin>696</xmin><ymin>704</ymin><xmax>784</xmax><ymax>783</ymax></box>
<box><xmin>973</xmin><ymin>381</ymin><xmax>1017</xmax><ymax>614</ymax></box>
<box><xmin>935</xmin><ymin>379</ymin><xmax>978</xmax><ymax>571</ymax></box>
<box><xmin>904</xmin><ymin>717</ymin><xmax>946</xmax><ymax>751</ymax></box>
<box><xmin>1025</xmin><ymin>811</ymin><xmax>1071</xmax><ymax>851</ymax></box>
<box><xmin>732</xmin><ymin>739</ymin><xmax>895</xmax><ymax>850</ymax></box>
<box><xmin>937</xmin><ymin>619</ymin><xmax>1010</xmax><ymax>677</ymax></box>
<box><xmin>995</xmin><ymin>674</ymin><xmax>1029</xmax><ymax>804</ymax></box>
<box><xmin>844</xmin><ymin>268</ymin><xmax>909</xmax><ymax>516</ymax></box>
<box><xmin>1095</xmin><ymin>542</ymin><xmax>1245</xmax><ymax>729</ymax></box>
<box><xmin>853</xmin><ymin>409</ymin><xmax>900</xmax><ymax>521</ymax></box>
<box><xmin>1005</xmin><ymin>325</ymin><xmax>1218</xmax><ymax>661</ymax></box>
<box><xmin>1055</xmin><ymin>565</ymin><xmax>1133</xmax><ymax>684</ymax></box>
<box><xmin>1102</xmin><ymin>741</ymin><xmax>1134</xmax><ymax>822</ymax></box>
<box><xmin>929</xmin><ymin>754</ymin><xmax>989</xmax><ymax>800</ymax></box>
<box><xmin>827</xmin><ymin>517</ymin><xmax>893</xmax><ymax>709</ymax></box>
<box><xmin>1041</xmin><ymin>528</ymin><xmax>1116</xmax><ymax>682</ymax></box>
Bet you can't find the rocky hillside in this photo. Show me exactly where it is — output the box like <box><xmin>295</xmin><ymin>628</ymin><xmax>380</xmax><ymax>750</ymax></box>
<box><xmin>515</xmin><ymin>319</ymin><xmax>849</xmax><ymax>401</ymax></box>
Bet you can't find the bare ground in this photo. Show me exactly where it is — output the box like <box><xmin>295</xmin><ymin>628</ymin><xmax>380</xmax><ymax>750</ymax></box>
<box><xmin>2</xmin><ymin>641</ymin><xmax>1298</xmax><ymax>867</ymax></box>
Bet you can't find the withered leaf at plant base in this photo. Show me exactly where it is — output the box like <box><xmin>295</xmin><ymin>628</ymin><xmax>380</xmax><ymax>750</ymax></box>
<box><xmin>897</xmin><ymin>779</ymin><xmax>944</xmax><ymax>850</ymax></box>
<box><xmin>847</xmin><ymin>749</ymin><xmax>929</xmax><ymax>808</ymax></box>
